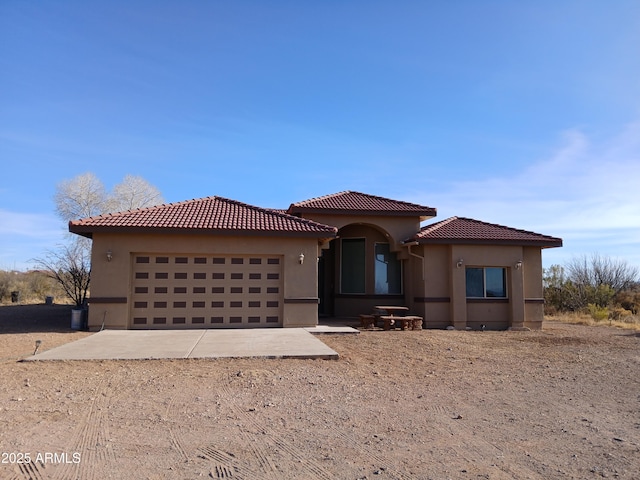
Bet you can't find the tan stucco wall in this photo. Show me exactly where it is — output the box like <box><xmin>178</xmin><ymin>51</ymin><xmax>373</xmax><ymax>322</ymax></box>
<box><xmin>300</xmin><ymin>213</ymin><xmax>423</xmax><ymax>253</ymax></box>
<box><xmin>88</xmin><ymin>232</ymin><xmax>321</xmax><ymax>330</ymax></box>
<box><xmin>414</xmin><ymin>243</ymin><xmax>545</xmax><ymax>330</ymax></box>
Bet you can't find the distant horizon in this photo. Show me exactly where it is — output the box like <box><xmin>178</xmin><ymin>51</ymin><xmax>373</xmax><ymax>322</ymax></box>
<box><xmin>2</xmin><ymin>1</ymin><xmax>639</xmax><ymax>271</ymax></box>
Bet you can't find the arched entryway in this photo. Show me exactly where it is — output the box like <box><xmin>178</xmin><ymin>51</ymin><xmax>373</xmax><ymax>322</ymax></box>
<box><xmin>318</xmin><ymin>223</ymin><xmax>405</xmax><ymax>318</ymax></box>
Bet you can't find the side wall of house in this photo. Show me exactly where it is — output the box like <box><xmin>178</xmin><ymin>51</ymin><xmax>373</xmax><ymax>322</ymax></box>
<box><xmin>87</xmin><ymin>232</ymin><xmax>320</xmax><ymax>330</ymax></box>
<box><xmin>417</xmin><ymin>244</ymin><xmax>545</xmax><ymax>330</ymax></box>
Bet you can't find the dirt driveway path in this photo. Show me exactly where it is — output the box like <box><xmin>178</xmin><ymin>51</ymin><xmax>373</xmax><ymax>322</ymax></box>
<box><xmin>1</xmin><ymin>305</ymin><xmax>638</xmax><ymax>479</ymax></box>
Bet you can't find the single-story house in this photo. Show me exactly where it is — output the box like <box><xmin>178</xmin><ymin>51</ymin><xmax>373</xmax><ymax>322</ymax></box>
<box><xmin>69</xmin><ymin>191</ymin><xmax>562</xmax><ymax>331</ymax></box>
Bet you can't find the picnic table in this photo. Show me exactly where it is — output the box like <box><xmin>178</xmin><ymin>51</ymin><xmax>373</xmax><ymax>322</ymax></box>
<box><xmin>374</xmin><ymin>305</ymin><xmax>409</xmax><ymax>316</ymax></box>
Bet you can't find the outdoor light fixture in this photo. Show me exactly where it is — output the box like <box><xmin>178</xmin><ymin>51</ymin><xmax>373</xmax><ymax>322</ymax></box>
<box><xmin>299</xmin><ymin>253</ymin><xmax>305</xmax><ymax>264</ymax></box>
<box><xmin>456</xmin><ymin>258</ymin><xmax>464</xmax><ymax>268</ymax></box>
<box><xmin>515</xmin><ymin>260</ymin><xmax>523</xmax><ymax>270</ymax></box>
<box><xmin>106</xmin><ymin>250</ymin><xmax>113</xmax><ymax>262</ymax></box>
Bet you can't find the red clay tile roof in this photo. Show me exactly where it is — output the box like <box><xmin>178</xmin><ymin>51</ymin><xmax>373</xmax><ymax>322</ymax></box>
<box><xmin>69</xmin><ymin>196</ymin><xmax>338</xmax><ymax>238</ymax></box>
<box><xmin>406</xmin><ymin>217</ymin><xmax>562</xmax><ymax>247</ymax></box>
<box><xmin>288</xmin><ymin>191</ymin><xmax>436</xmax><ymax>218</ymax></box>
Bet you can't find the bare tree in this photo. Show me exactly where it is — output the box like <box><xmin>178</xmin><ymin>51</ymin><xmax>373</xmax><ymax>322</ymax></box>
<box><xmin>103</xmin><ymin>174</ymin><xmax>164</xmax><ymax>213</ymax></box>
<box><xmin>32</xmin><ymin>240</ymin><xmax>91</xmax><ymax>307</ymax></box>
<box><xmin>54</xmin><ymin>172</ymin><xmax>107</xmax><ymax>222</ymax></box>
<box><xmin>566</xmin><ymin>253</ymin><xmax>639</xmax><ymax>294</ymax></box>
<box><xmin>47</xmin><ymin>173</ymin><xmax>164</xmax><ymax>308</ymax></box>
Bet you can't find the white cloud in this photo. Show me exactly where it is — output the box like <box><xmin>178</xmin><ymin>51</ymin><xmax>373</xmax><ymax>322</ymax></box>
<box><xmin>411</xmin><ymin>122</ymin><xmax>640</xmax><ymax>267</ymax></box>
<box><xmin>0</xmin><ymin>210</ymin><xmax>66</xmax><ymax>270</ymax></box>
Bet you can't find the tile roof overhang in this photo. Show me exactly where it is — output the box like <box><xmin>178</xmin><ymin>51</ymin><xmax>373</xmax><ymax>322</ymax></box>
<box><xmin>405</xmin><ymin>217</ymin><xmax>563</xmax><ymax>248</ymax></box>
<box><xmin>69</xmin><ymin>196</ymin><xmax>338</xmax><ymax>239</ymax></box>
<box><xmin>287</xmin><ymin>191</ymin><xmax>437</xmax><ymax>220</ymax></box>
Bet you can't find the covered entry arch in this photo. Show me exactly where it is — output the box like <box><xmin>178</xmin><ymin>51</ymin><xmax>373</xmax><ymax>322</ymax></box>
<box><xmin>319</xmin><ymin>223</ymin><xmax>406</xmax><ymax>318</ymax></box>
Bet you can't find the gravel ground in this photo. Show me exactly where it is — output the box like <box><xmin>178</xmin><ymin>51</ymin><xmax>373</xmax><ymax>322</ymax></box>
<box><xmin>1</xmin><ymin>304</ymin><xmax>638</xmax><ymax>479</ymax></box>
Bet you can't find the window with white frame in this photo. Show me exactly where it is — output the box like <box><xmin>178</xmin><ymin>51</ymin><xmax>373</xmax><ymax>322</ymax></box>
<box><xmin>374</xmin><ymin>243</ymin><xmax>402</xmax><ymax>294</ymax></box>
<box><xmin>466</xmin><ymin>267</ymin><xmax>507</xmax><ymax>298</ymax></box>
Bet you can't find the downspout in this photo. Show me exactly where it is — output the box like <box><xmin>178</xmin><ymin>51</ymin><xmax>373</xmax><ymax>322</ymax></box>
<box><xmin>404</xmin><ymin>241</ymin><xmax>424</xmax><ymax>280</ymax></box>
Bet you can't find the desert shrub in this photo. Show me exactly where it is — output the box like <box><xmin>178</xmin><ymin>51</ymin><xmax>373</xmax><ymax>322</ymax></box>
<box><xmin>0</xmin><ymin>269</ymin><xmax>70</xmax><ymax>304</ymax></box>
<box><xmin>0</xmin><ymin>271</ymin><xmax>11</xmax><ymax>301</ymax></box>
<box><xmin>609</xmin><ymin>307</ymin><xmax>633</xmax><ymax>321</ymax></box>
<box><xmin>615</xmin><ymin>288</ymin><xmax>640</xmax><ymax>315</ymax></box>
<box><xmin>587</xmin><ymin>303</ymin><xmax>609</xmax><ymax>321</ymax></box>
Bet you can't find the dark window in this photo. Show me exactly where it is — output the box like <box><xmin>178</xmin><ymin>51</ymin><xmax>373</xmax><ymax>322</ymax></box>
<box><xmin>341</xmin><ymin>238</ymin><xmax>365</xmax><ymax>294</ymax></box>
<box><xmin>174</xmin><ymin>272</ymin><xmax>188</xmax><ymax>279</ymax></box>
<box><xmin>466</xmin><ymin>267</ymin><xmax>507</xmax><ymax>298</ymax></box>
<box><xmin>374</xmin><ymin>243</ymin><xmax>402</xmax><ymax>294</ymax></box>
<box><xmin>155</xmin><ymin>256</ymin><xmax>169</xmax><ymax>263</ymax></box>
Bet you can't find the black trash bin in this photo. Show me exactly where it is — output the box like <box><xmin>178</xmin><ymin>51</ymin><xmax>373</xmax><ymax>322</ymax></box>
<box><xmin>10</xmin><ymin>291</ymin><xmax>20</xmax><ymax>303</ymax></box>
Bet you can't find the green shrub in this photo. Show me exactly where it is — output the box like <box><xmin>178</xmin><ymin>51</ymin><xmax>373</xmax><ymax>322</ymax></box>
<box><xmin>587</xmin><ymin>303</ymin><xmax>609</xmax><ymax>321</ymax></box>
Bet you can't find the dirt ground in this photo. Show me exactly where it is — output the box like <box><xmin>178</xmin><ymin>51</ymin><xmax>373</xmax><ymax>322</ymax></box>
<box><xmin>0</xmin><ymin>305</ymin><xmax>638</xmax><ymax>479</ymax></box>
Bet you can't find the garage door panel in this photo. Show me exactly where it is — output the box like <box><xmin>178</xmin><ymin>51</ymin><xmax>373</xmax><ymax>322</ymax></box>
<box><xmin>131</xmin><ymin>254</ymin><xmax>283</xmax><ymax>328</ymax></box>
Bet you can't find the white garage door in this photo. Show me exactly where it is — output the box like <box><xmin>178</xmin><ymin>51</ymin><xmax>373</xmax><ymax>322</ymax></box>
<box><xmin>130</xmin><ymin>254</ymin><xmax>283</xmax><ymax>328</ymax></box>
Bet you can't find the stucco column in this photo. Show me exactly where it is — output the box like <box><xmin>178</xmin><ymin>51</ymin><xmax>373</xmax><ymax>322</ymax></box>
<box><xmin>509</xmin><ymin>264</ymin><xmax>526</xmax><ymax>330</ymax></box>
<box><xmin>450</xmin><ymin>252</ymin><xmax>467</xmax><ymax>330</ymax></box>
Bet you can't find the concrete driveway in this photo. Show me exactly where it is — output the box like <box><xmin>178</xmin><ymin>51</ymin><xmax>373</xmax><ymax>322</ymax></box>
<box><xmin>23</xmin><ymin>326</ymin><xmax>357</xmax><ymax>361</ymax></box>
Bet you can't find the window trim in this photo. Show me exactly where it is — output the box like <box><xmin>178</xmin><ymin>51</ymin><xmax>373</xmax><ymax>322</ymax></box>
<box><xmin>465</xmin><ymin>267</ymin><xmax>507</xmax><ymax>299</ymax></box>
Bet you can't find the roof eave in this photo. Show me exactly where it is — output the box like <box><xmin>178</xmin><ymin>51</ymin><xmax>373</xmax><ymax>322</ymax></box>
<box><xmin>409</xmin><ymin>238</ymin><xmax>563</xmax><ymax>248</ymax></box>
<box><xmin>69</xmin><ymin>225</ymin><xmax>337</xmax><ymax>239</ymax></box>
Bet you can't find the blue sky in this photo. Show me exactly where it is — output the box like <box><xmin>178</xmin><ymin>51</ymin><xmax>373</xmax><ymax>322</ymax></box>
<box><xmin>1</xmin><ymin>1</ymin><xmax>639</xmax><ymax>271</ymax></box>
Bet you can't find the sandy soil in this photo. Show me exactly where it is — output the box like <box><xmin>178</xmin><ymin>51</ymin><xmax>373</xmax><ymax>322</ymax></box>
<box><xmin>0</xmin><ymin>304</ymin><xmax>638</xmax><ymax>479</ymax></box>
